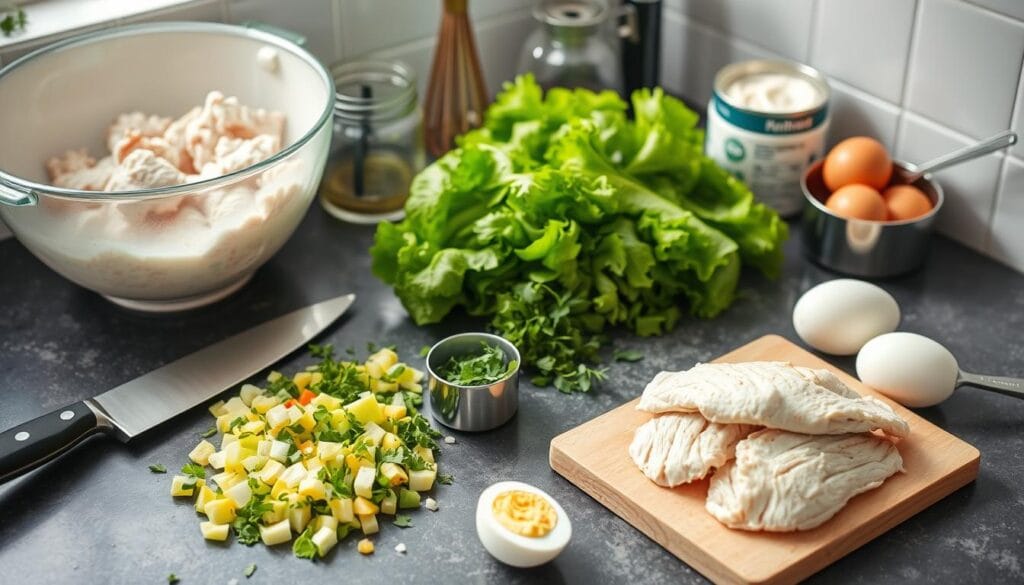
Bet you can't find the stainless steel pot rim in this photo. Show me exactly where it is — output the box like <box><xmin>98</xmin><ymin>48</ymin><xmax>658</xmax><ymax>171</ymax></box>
<box><xmin>801</xmin><ymin>159</ymin><xmax>946</xmax><ymax>226</ymax></box>
<box><xmin>0</xmin><ymin>22</ymin><xmax>336</xmax><ymax>202</ymax></box>
<box><xmin>425</xmin><ymin>332</ymin><xmax>522</xmax><ymax>390</ymax></box>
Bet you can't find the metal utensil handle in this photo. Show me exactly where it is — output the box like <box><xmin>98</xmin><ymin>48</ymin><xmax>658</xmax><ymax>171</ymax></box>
<box><xmin>958</xmin><ymin>370</ymin><xmax>1024</xmax><ymax>400</ymax></box>
<box><xmin>0</xmin><ymin>401</ymin><xmax>107</xmax><ymax>484</ymax></box>
<box><xmin>913</xmin><ymin>130</ymin><xmax>1018</xmax><ymax>178</ymax></box>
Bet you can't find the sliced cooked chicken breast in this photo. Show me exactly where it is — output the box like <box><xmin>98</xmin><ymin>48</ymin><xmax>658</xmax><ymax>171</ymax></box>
<box><xmin>629</xmin><ymin>413</ymin><xmax>755</xmax><ymax>487</ymax></box>
<box><xmin>637</xmin><ymin>361</ymin><xmax>909</xmax><ymax>437</ymax></box>
<box><xmin>705</xmin><ymin>429</ymin><xmax>904</xmax><ymax>531</ymax></box>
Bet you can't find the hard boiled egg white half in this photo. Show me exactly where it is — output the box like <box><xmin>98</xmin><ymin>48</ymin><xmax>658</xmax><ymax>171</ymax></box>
<box><xmin>476</xmin><ymin>481</ymin><xmax>572</xmax><ymax>567</ymax></box>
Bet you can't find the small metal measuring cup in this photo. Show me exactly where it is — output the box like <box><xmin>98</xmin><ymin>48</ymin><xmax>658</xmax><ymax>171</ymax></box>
<box><xmin>425</xmin><ymin>333</ymin><xmax>520</xmax><ymax>432</ymax></box>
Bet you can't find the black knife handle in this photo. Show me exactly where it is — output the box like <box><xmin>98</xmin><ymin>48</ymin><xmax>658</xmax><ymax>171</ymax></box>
<box><xmin>0</xmin><ymin>401</ymin><xmax>105</xmax><ymax>484</ymax></box>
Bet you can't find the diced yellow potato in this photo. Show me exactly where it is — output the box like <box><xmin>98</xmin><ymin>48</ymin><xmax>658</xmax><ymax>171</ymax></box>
<box><xmin>188</xmin><ymin>440</ymin><xmax>216</xmax><ymax>466</ymax></box>
<box><xmin>237</xmin><ymin>434</ymin><xmax>260</xmax><ymax>450</ymax></box>
<box><xmin>345</xmin><ymin>394</ymin><xmax>384</xmax><ymax>425</ymax></box>
<box><xmin>216</xmin><ymin>414</ymin><xmax>234</xmax><ymax>433</ymax></box>
<box><xmin>260</xmin><ymin>518</ymin><xmax>292</xmax><ymax>546</ymax></box>
<box><xmin>380</xmin><ymin>491</ymin><xmax>397</xmax><ymax>515</ymax></box>
<box><xmin>220</xmin><ymin>433</ymin><xmax>238</xmax><ymax>450</ymax></box>
<box><xmin>380</xmin><ymin>462</ymin><xmax>408</xmax><ymax>486</ymax></box>
<box><xmin>369</xmin><ymin>348</ymin><xmax>398</xmax><ymax>369</ymax></box>
<box><xmin>265</xmin><ymin>404</ymin><xmax>290</xmax><ymax>430</ymax></box>
<box><xmin>170</xmin><ymin>475</ymin><xmax>196</xmax><ymax>497</ymax></box>
<box><xmin>310</xmin><ymin>393</ymin><xmax>341</xmax><ymax>411</ymax></box>
<box><xmin>288</xmin><ymin>499</ymin><xmax>311</xmax><ymax>533</ymax></box>
<box><xmin>207</xmin><ymin>450</ymin><xmax>226</xmax><ymax>470</ymax></box>
<box><xmin>268</xmin><ymin>440</ymin><xmax>290</xmax><ymax>463</ymax></box>
<box><xmin>357</xmin><ymin>538</ymin><xmax>375</xmax><ymax>555</ymax></box>
<box><xmin>364</xmin><ymin>361</ymin><xmax>384</xmax><ymax>380</ymax></box>
<box><xmin>270</xmin><ymin>479</ymin><xmax>291</xmax><ymax>500</ymax></box>
<box><xmin>200</xmin><ymin>521</ymin><xmax>230</xmax><ymax>541</ymax></box>
<box><xmin>224</xmin><ymin>480</ymin><xmax>252</xmax><ymax>508</ymax></box>
<box><xmin>353</xmin><ymin>466</ymin><xmax>376</xmax><ymax>499</ymax></box>
<box><xmin>330</xmin><ymin>497</ymin><xmax>354</xmax><ymax>523</ymax></box>
<box><xmin>399</xmin><ymin>382</ymin><xmax>423</xmax><ymax>394</ymax></box>
<box><xmin>345</xmin><ymin>454</ymin><xmax>373</xmax><ymax>476</ymax></box>
<box><xmin>251</xmin><ymin>394</ymin><xmax>280</xmax><ymax>414</ymax></box>
<box><xmin>313</xmin><ymin>515</ymin><xmax>338</xmax><ymax>533</ymax></box>
<box><xmin>262</xmin><ymin>499</ymin><xmax>288</xmax><ymax>524</ymax></box>
<box><xmin>194</xmin><ymin>485</ymin><xmax>217</xmax><ymax>514</ymax></box>
<box><xmin>293</xmin><ymin>372</ymin><xmax>313</xmax><ymax>390</ymax></box>
<box><xmin>316</xmin><ymin>441</ymin><xmax>343</xmax><ymax>463</ymax></box>
<box><xmin>414</xmin><ymin>445</ymin><xmax>435</xmax><ymax>464</ymax></box>
<box><xmin>383</xmin><ymin>404</ymin><xmax>407</xmax><ymax>420</ymax></box>
<box><xmin>211</xmin><ymin>471</ymin><xmax>242</xmax><ymax>490</ymax></box>
<box><xmin>408</xmin><ymin>468</ymin><xmax>436</xmax><ymax>492</ymax></box>
<box><xmin>362</xmin><ymin>422</ymin><xmax>386</xmax><ymax>446</ymax></box>
<box><xmin>223</xmin><ymin>397</ymin><xmax>249</xmax><ymax>417</ymax></box>
<box><xmin>241</xmin><ymin>455</ymin><xmax>267</xmax><ymax>473</ymax></box>
<box><xmin>267</xmin><ymin>371</ymin><xmax>283</xmax><ymax>383</ymax></box>
<box><xmin>259</xmin><ymin>460</ymin><xmax>285</xmax><ymax>485</ymax></box>
<box><xmin>279</xmin><ymin>462</ymin><xmax>307</xmax><ymax>489</ymax></box>
<box><xmin>358</xmin><ymin>513</ymin><xmax>379</xmax><ymax>535</ymax></box>
<box><xmin>329</xmin><ymin>409</ymin><xmax>351</xmax><ymax>433</ymax></box>
<box><xmin>353</xmin><ymin>496</ymin><xmax>379</xmax><ymax>516</ymax></box>
<box><xmin>239</xmin><ymin>384</ymin><xmax>263</xmax><ymax>406</ymax></box>
<box><xmin>298</xmin><ymin>477</ymin><xmax>326</xmax><ymax>500</ymax></box>
<box><xmin>370</xmin><ymin>378</ymin><xmax>398</xmax><ymax>393</ymax></box>
<box><xmin>381</xmin><ymin>433</ymin><xmax>402</xmax><ymax>451</ymax></box>
<box><xmin>204</xmin><ymin>498</ymin><xmax>237</xmax><ymax>524</ymax></box>
<box><xmin>240</xmin><ymin>420</ymin><xmax>266</xmax><ymax>435</ymax></box>
<box><xmin>207</xmin><ymin>400</ymin><xmax>227</xmax><ymax>417</ymax></box>
<box><xmin>295</xmin><ymin>411</ymin><xmax>316</xmax><ymax>433</ymax></box>
<box><xmin>311</xmin><ymin>526</ymin><xmax>338</xmax><ymax>557</ymax></box>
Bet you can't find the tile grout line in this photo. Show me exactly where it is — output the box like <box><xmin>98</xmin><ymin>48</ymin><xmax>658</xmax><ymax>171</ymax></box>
<box><xmin>804</xmin><ymin>0</ymin><xmax>820</xmax><ymax>65</ymax></box>
<box><xmin>982</xmin><ymin>57</ymin><xmax>1024</xmax><ymax>254</ymax></box>
<box><xmin>892</xmin><ymin>0</ymin><xmax>924</xmax><ymax>157</ymax></box>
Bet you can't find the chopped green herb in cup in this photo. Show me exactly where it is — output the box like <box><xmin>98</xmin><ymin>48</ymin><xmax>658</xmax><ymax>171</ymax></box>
<box><xmin>438</xmin><ymin>342</ymin><xmax>517</xmax><ymax>386</ymax></box>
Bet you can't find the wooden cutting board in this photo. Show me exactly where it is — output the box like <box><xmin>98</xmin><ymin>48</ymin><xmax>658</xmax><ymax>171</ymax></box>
<box><xmin>549</xmin><ymin>335</ymin><xmax>980</xmax><ymax>585</ymax></box>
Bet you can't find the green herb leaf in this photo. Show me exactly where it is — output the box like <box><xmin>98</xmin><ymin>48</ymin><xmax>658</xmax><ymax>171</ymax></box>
<box><xmin>167</xmin><ymin>574</ymin><xmax>180</xmax><ymax>584</ymax></box>
<box><xmin>181</xmin><ymin>462</ymin><xmax>206</xmax><ymax>479</ymax></box>
<box><xmin>613</xmin><ymin>349</ymin><xmax>644</xmax><ymax>363</ymax></box>
<box><xmin>393</xmin><ymin>514</ymin><xmax>414</xmax><ymax>528</ymax></box>
<box><xmin>200</xmin><ymin>427</ymin><xmax>217</xmax><ymax>438</ymax></box>
<box><xmin>292</xmin><ymin>528</ymin><xmax>318</xmax><ymax>560</ymax></box>
<box><xmin>244</xmin><ymin>564</ymin><xmax>257</xmax><ymax>578</ymax></box>
<box><xmin>437</xmin><ymin>342</ymin><xmax>516</xmax><ymax>386</ymax></box>
<box><xmin>148</xmin><ymin>464</ymin><xmax>167</xmax><ymax>474</ymax></box>
<box><xmin>228</xmin><ymin>416</ymin><xmax>247</xmax><ymax>431</ymax></box>
<box><xmin>419</xmin><ymin>345</ymin><xmax>431</xmax><ymax>357</ymax></box>
<box><xmin>437</xmin><ymin>472</ymin><xmax>455</xmax><ymax>485</ymax></box>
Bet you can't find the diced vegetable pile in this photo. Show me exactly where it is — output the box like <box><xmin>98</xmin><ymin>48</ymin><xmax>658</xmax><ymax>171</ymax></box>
<box><xmin>169</xmin><ymin>345</ymin><xmax>444</xmax><ymax>560</ymax></box>
<box><xmin>372</xmin><ymin>75</ymin><xmax>788</xmax><ymax>393</ymax></box>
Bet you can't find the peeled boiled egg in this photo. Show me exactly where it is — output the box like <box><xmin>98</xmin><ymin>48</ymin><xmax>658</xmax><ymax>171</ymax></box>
<box><xmin>825</xmin><ymin>184</ymin><xmax>888</xmax><ymax>221</ymax></box>
<box><xmin>476</xmin><ymin>481</ymin><xmax>572</xmax><ymax>567</ymax></box>
<box><xmin>793</xmin><ymin>279</ymin><xmax>900</xmax><ymax>355</ymax></box>
<box><xmin>823</xmin><ymin>136</ymin><xmax>893</xmax><ymax>191</ymax></box>
<box><xmin>857</xmin><ymin>332</ymin><xmax>959</xmax><ymax>407</ymax></box>
<box><xmin>882</xmin><ymin>185</ymin><xmax>933</xmax><ymax>221</ymax></box>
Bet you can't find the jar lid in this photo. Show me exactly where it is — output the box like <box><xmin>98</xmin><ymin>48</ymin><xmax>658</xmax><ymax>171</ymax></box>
<box><xmin>331</xmin><ymin>60</ymin><xmax>418</xmax><ymax>122</ymax></box>
<box><xmin>534</xmin><ymin>0</ymin><xmax>608</xmax><ymax>28</ymax></box>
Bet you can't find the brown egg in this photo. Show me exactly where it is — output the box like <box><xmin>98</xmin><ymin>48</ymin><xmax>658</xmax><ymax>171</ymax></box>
<box><xmin>882</xmin><ymin>185</ymin><xmax>933</xmax><ymax>221</ymax></box>
<box><xmin>825</xmin><ymin>184</ymin><xmax>887</xmax><ymax>221</ymax></box>
<box><xmin>823</xmin><ymin>137</ymin><xmax>893</xmax><ymax>191</ymax></box>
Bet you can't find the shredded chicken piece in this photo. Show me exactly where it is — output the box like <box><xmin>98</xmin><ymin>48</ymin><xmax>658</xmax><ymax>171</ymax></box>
<box><xmin>629</xmin><ymin>413</ymin><xmax>755</xmax><ymax>487</ymax></box>
<box><xmin>105</xmin><ymin>149</ymin><xmax>186</xmax><ymax>192</ymax></box>
<box><xmin>46</xmin><ymin>149</ymin><xmax>95</xmax><ymax>182</ymax></box>
<box><xmin>106</xmin><ymin>112</ymin><xmax>172</xmax><ymax>154</ymax></box>
<box><xmin>52</xmin><ymin>156</ymin><xmax>118</xmax><ymax>191</ymax></box>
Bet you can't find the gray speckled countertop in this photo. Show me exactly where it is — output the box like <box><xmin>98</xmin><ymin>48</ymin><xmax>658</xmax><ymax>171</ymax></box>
<box><xmin>0</xmin><ymin>209</ymin><xmax>1022</xmax><ymax>585</ymax></box>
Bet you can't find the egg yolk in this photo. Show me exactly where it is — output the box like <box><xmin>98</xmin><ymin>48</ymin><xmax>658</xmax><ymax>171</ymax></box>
<box><xmin>492</xmin><ymin>490</ymin><xmax>557</xmax><ymax>538</ymax></box>
<box><xmin>882</xmin><ymin>185</ymin><xmax>933</xmax><ymax>221</ymax></box>
<box><xmin>825</xmin><ymin>184</ymin><xmax>887</xmax><ymax>221</ymax></box>
<box><xmin>823</xmin><ymin>136</ymin><xmax>893</xmax><ymax>191</ymax></box>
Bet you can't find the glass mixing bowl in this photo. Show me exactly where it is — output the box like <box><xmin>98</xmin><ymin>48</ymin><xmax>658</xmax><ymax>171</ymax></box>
<box><xmin>0</xmin><ymin>23</ymin><xmax>334</xmax><ymax>311</ymax></box>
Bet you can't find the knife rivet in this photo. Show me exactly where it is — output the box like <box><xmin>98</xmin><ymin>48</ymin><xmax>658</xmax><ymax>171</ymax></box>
<box><xmin>14</xmin><ymin>431</ymin><xmax>30</xmax><ymax>441</ymax></box>
<box><xmin>60</xmin><ymin>410</ymin><xmax>75</xmax><ymax>421</ymax></box>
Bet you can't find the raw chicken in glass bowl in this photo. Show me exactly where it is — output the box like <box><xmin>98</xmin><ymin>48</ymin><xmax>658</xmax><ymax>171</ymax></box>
<box><xmin>0</xmin><ymin>23</ymin><xmax>334</xmax><ymax>311</ymax></box>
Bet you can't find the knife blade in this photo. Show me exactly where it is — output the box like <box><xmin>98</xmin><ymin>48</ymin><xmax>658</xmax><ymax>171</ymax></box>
<box><xmin>0</xmin><ymin>293</ymin><xmax>355</xmax><ymax>484</ymax></box>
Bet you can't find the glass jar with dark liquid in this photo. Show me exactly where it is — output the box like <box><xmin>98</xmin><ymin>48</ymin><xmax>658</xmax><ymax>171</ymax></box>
<box><xmin>320</xmin><ymin>61</ymin><xmax>424</xmax><ymax>223</ymax></box>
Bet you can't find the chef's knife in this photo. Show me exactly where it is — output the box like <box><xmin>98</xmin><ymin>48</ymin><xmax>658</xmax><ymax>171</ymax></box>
<box><xmin>0</xmin><ymin>293</ymin><xmax>355</xmax><ymax>484</ymax></box>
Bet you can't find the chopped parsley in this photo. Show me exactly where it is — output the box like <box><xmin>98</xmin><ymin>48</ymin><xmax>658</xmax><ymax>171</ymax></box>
<box><xmin>148</xmin><ymin>464</ymin><xmax>167</xmax><ymax>474</ymax></box>
<box><xmin>613</xmin><ymin>349</ymin><xmax>644</xmax><ymax>363</ymax></box>
<box><xmin>200</xmin><ymin>427</ymin><xmax>218</xmax><ymax>438</ymax></box>
<box><xmin>393</xmin><ymin>514</ymin><xmax>414</xmax><ymax>528</ymax></box>
<box><xmin>292</xmin><ymin>528</ymin><xmax>318</xmax><ymax>560</ymax></box>
<box><xmin>244</xmin><ymin>564</ymin><xmax>257</xmax><ymax>578</ymax></box>
<box><xmin>437</xmin><ymin>342</ymin><xmax>518</xmax><ymax>386</ymax></box>
<box><xmin>181</xmin><ymin>463</ymin><xmax>205</xmax><ymax>479</ymax></box>
<box><xmin>167</xmin><ymin>574</ymin><xmax>180</xmax><ymax>584</ymax></box>
<box><xmin>437</xmin><ymin>472</ymin><xmax>454</xmax><ymax>485</ymax></box>
<box><xmin>419</xmin><ymin>345</ymin><xmax>431</xmax><ymax>357</ymax></box>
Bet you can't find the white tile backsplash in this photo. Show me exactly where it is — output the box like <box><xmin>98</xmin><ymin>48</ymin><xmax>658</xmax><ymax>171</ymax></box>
<box><xmin>988</xmin><ymin>156</ymin><xmax>1024</xmax><ymax>271</ymax></box>
<box><xmin>667</xmin><ymin>0</ymin><xmax>815</xmax><ymax>61</ymax></box>
<box><xmin>122</xmin><ymin>0</ymin><xmax>225</xmax><ymax>23</ymax></box>
<box><xmin>905</xmin><ymin>0</ymin><xmax>1024</xmax><ymax>139</ymax></box>
<box><xmin>897</xmin><ymin>112</ymin><xmax>1003</xmax><ymax>253</ymax></box>
<box><xmin>827</xmin><ymin>80</ymin><xmax>901</xmax><ymax>151</ymax></box>
<box><xmin>966</xmin><ymin>0</ymin><xmax>1024</xmax><ymax>21</ymax></box>
<box><xmin>810</xmin><ymin>0</ymin><xmax>915</xmax><ymax>104</ymax></box>
<box><xmin>228</xmin><ymin>0</ymin><xmax>340</xmax><ymax>63</ymax></box>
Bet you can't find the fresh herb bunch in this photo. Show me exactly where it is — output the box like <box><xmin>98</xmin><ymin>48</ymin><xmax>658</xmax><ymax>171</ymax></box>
<box><xmin>437</xmin><ymin>342</ymin><xmax>518</xmax><ymax>386</ymax></box>
<box><xmin>0</xmin><ymin>6</ymin><xmax>26</xmax><ymax>37</ymax></box>
<box><xmin>371</xmin><ymin>75</ymin><xmax>787</xmax><ymax>393</ymax></box>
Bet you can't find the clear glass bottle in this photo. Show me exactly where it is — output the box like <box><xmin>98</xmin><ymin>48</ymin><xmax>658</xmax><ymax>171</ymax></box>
<box><xmin>518</xmin><ymin>0</ymin><xmax>635</xmax><ymax>93</ymax></box>
<box><xmin>319</xmin><ymin>61</ymin><xmax>425</xmax><ymax>224</ymax></box>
